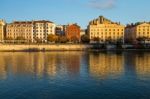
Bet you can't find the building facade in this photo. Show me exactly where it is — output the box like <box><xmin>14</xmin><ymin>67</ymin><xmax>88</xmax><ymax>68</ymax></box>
<box><xmin>33</xmin><ymin>20</ymin><xmax>55</xmax><ymax>42</ymax></box>
<box><xmin>88</xmin><ymin>16</ymin><xmax>125</xmax><ymax>43</ymax></box>
<box><xmin>6</xmin><ymin>20</ymin><xmax>55</xmax><ymax>43</ymax></box>
<box><xmin>125</xmin><ymin>22</ymin><xmax>150</xmax><ymax>43</ymax></box>
<box><xmin>6</xmin><ymin>21</ymin><xmax>34</xmax><ymax>42</ymax></box>
<box><xmin>80</xmin><ymin>29</ymin><xmax>86</xmax><ymax>36</ymax></box>
<box><xmin>66</xmin><ymin>24</ymin><xmax>80</xmax><ymax>42</ymax></box>
<box><xmin>55</xmin><ymin>25</ymin><xmax>66</xmax><ymax>36</ymax></box>
<box><xmin>0</xmin><ymin>20</ymin><xmax>6</xmax><ymax>42</ymax></box>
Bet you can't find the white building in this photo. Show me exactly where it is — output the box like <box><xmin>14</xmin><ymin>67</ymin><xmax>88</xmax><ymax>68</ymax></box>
<box><xmin>33</xmin><ymin>20</ymin><xmax>56</xmax><ymax>42</ymax></box>
<box><xmin>6</xmin><ymin>20</ymin><xmax>56</xmax><ymax>43</ymax></box>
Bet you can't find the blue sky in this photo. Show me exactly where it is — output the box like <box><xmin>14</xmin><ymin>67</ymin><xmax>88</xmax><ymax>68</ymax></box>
<box><xmin>0</xmin><ymin>0</ymin><xmax>150</xmax><ymax>28</ymax></box>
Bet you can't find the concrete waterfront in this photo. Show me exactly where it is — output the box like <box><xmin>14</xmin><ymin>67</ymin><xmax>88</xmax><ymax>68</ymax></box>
<box><xmin>0</xmin><ymin>44</ymin><xmax>93</xmax><ymax>51</ymax></box>
<box><xmin>1</xmin><ymin>43</ymin><xmax>150</xmax><ymax>52</ymax></box>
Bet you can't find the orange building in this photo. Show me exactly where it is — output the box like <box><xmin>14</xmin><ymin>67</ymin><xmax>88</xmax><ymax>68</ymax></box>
<box><xmin>66</xmin><ymin>24</ymin><xmax>80</xmax><ymax>42</ymax></box>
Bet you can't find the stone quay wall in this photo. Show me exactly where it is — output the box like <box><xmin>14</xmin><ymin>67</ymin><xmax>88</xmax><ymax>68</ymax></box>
<box><xmin>0</xmin><ymin>44</ymin><xmax>93</xmax><ymax>51</ymax></box>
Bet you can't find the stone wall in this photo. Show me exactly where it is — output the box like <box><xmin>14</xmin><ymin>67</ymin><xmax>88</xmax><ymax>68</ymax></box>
<box><xmin>0</xmin><ymin>44</ymin><xmax>93</xmax><ymax>51</ymax></box>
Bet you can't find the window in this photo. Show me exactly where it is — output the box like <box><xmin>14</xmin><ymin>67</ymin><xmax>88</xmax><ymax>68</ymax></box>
<box><xmin>139</xmin><ymin>29</ymin><xmax>140</xmax><ymax>31</ymax></box>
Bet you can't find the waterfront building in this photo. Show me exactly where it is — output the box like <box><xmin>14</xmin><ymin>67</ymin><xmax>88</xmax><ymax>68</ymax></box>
<box><xmin>55</xmin><ymin>25</ymin><xmax>66</xmax><ymax>36</ymax></box>
<box><xmin>33</xmin><ymin>20</ymin><xmax>56</xmax><ymax>43</ymax></box>
<box><xmin>80</xmin><ymin>29</ymin><xmax>86</xmax><ymax>36</ymax></box>
<box><xmin>125</xmin><ymin>22</ymin><xmax>150</xmax><ymax>43</ymax></box>
<box><xmin>88</xmin><ymin>16</ymin><xmax>125</xmax><ymax>43</ymax></box>
<box><xmin>6</xmin><ymin>21</ymin><xmax>34</xmax><ymax>42</ymax></box>
<box><xmin>0</xmin><ymin>20</ymin><xmax>6</xmax><ymax>42</ymax></box>
<box><xmin>6</xmin><ymin>20</ymin><xmax>55</xmax><ymax>43</ymax></box>
<box><xmin>66</xmin><ymin>23</ymin><xmax>80</xmax><ymax>42</ymax></box>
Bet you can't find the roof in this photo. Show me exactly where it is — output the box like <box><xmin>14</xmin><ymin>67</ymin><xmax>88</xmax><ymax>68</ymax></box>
<box><xmin>67</xmin><ymin>23</ymin><xmax>80</xmax><ymax>28</ymax></box>
<box><xmin>13</xmin><ymin>21</ymin><xmax>32</xmax><ymax>24</ymax></box>
<box><xmin>126</xmin><ymin>22</ymin><xmax>150</xmax><ymax>28</ymax></box>
<box><xmin>89</xmin><ymin>15</ymin><xmax>123</xmax><ymax>26</ymax></box>
<box><xmin>33</xmin><ymin>20</ymin><xmax>53</xmax><ymax>23</ymax></box>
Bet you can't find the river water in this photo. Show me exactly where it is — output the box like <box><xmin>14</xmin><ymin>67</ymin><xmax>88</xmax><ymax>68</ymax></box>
<box><xmin>0</xmin><ymin>51</ymin><xmax>150</xmax><ymax>99</ymax></box>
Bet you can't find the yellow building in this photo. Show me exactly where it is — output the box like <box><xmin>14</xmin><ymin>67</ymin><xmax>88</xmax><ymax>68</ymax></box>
<box><xmin>0</xmin><ymin>19</ymin><xmax>6</xmax><ymax>42</ymax></box>
<box><xmin>125</xmin><ymin>22</ymin><xmax>150</xmax><ymax>43</ymax></box>
<box><xmin>6</xmin><ymin>21</ymin><xmax>34</xmax><ymax>42</ymax></box>
<box><xmin>88</xmin><ymin>16</ymin><xmax>125</xmax><ymax>43</ymax></box>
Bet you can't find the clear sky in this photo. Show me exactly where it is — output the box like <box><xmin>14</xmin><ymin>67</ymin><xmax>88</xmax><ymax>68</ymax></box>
<box><xmin>0</xmin><ymin>0</ymin><xmax>150</xmax><ymax>28</ymax></box>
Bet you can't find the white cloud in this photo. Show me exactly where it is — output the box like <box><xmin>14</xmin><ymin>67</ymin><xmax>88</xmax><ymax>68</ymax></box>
<box><xmin>89</xmin><ymin>0</ymin><xmax>117</xmax><ymax>9</ymax></box>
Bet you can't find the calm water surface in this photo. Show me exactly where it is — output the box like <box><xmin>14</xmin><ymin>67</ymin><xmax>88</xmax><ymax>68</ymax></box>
<box><xmin>0</xmin><ymin>51</ymin><xmax>150</xmax><ymax>99</ymax></box>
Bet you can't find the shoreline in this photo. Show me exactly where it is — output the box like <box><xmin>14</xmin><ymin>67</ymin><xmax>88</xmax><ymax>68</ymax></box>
<box><xmin>0</xmin><ymin>44</ymin><xmax>150</xmax><ymax>52</ymax></box>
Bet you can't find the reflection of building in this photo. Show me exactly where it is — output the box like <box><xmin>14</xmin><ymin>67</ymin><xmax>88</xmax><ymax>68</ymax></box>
<box><xmin>0</xmin><ymin>55</ymin><xmax>7</xmax><ymax>79</ymax></box>
<box><xmin>9</xmin><ymin>53</ymin><xmax>34</xmax><ymax>75</ymax></box>
<box><xmin>0</xmin><ymin>52</ymin><xmax>83</xmax><ymax>78</ymax></box>
<box><xmin>89</xmin><ymin>53</ymin><xmax>124</xmax><ymax>79</ymax></box>
<box><xmin>125</xmin><ymin>22</ymin><xmax>150</xmax><ymax>43</ymax></box>
<box><xmin>66</xmin><ymin>23</ymin><xmax>81</xmax><ymax>42</ymax></box>
<box><xmin>0</xmin><ymin>52</ymin><xmax>57</xmax><ymax>77</ymax></box>
<box><xmin>88</xmin><ymin>16</ymin><xmax>125</xmax><ymax>43</ymax></box>
<box><xmin>44</xmin><ymin>53</ymin><xmax>57</xmax><ymax>76</ymax></box>
<box><xmin>135</xmin><ymin>54</ymin><xmax>150</xmax><ymax>77</ymax></box>
<box><xmin>33</xmin><ymin>53</ymin><xmax>45</xmax><ymax>77</ymax></box>
<box><xmin>0</xmin><ymin>19</ymin><xmax>6</xmax><ymax>42</ymax></box>
<box><xmin>65</xmin><ymin>52</ymin><xmax>80</xmax><ymax>75</ymax></box>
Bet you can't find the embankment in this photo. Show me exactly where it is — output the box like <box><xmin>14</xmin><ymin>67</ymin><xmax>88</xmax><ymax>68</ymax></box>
<box><xmin>0</xmin><ymin>44</ymin><xmax>93</xmax><ymax>52</ymax></box>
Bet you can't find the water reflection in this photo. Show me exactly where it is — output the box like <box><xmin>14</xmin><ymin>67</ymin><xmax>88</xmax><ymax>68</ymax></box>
<box><xmin>0</xmin><ymin>52</ymin><xmax>150</xmax><ymax>80</ymax></box>
<box><xmin>0</xmin><ymin>52</ymin><xmax>82</xmax><ymax>79</ymax></box>
<box><xmin>0</xmin><ymin>52</ymin><xmax>150</xmax><ymax>99</ymax></box>
<box><xmin>135</xmin><ymin>53</ymin><xmax>150</xmax><ymax>78</ymax></box>
<box><xmin>0</xmin><ymin>56</ymin><xmax>7</xmax><ymax>79</ymax></box>
<box><xmin>89</xmin><ymin>52</ymin><xmax>124</xmax><ymax>79</ymax></box>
